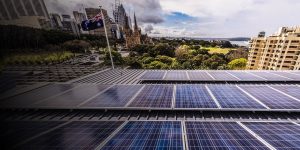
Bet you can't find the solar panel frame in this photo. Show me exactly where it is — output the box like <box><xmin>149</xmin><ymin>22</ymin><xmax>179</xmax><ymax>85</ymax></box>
<box><xmin>207</xmin><ymin>71</ymin><xmax>239</xmax><ymax>81</ymax></box>
<box><xmin>32</xmin><ymin>84</ymin><xmax>111</xmax><ymax>108</ymax></box>
<box><xmin>80</xmin><ymin>85</ymin><xmax>144</xmax><ymax>108</ymax></box>
<box><xmin>187</xmin><ymin>71</ymin><xmax>214</xmax><ymax>81</ymax></box>
<box><xmin>240</xmin><ymin>85</ymin><xmax>300</xmax><ymax>110</ymax></box>
<box><xmin>0</xmin><ymin>121</ymin><xmax>65</xmax><ymax>149</ymax></box>
<box><xmin>208</xmin><ymin>85</ymin><xmax>266</xmax><ymax>109</ymax></box>
<box><xmin>19</xmin><ymin>121</ymin><xmax>124</xmax><ymax>150</ymax></box>
<box><xmin>128</xmin><ymin>85</ymin><xmax>174</xmax><ymax>109</ymax></box>
<box><xmin>185</xmin><ymin>121</ymin><xmax>269</xmax><ymax>150</ymax></box>
<box><xmin>164</xmin><ymin>71</ymin><xmax>189</xmax><ymax>81</ymax></box>
<box><xmin>243</xmin><ymin>122</ymin><xmax>300</xmax><ymax>150</ymax></box>
<box><xmin>0</xmin><ymin>84</ymin><xmax>77</xmax><ymax>108</ymax></box>
<box><xmin>139</xmin><ymin>71</ymin><xmax>166</xmax><ymax>80</ymax></box>
<box><xmin>175</xmin><ymin>85</ymin><xmax>218</xmax><ymax>109</ymax></box>
<box><xmin>101</xmin><ymin>121</ymin><xmax>184</xmax><ymax>150</ymax></box>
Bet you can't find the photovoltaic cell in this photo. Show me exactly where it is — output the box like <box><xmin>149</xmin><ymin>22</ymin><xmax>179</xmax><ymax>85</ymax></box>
<box><xmin>271</xmin><ymin>72</ymin><xmax>300</xmax><ymax>80</ymax></box>
<box><xmin>175</xmin><ymin>85</ymin><xmax>217</xmax><ymax>108</ymax></box>
<box><xmin>81</xmin><ymin>85</ymin><xmax>143</xmax><ymax>108</ymax></box>
<box><xmin>140</xmin><ymin>71</ymin><xmax>165</xmax><ymax>80</ymax></box>
<box><xmin>102</xmin><ymin>121</ymin><xmax>183</xmax><ymax>150</ymax></box>
<box><xmin>227</xmin><ymin>71</ymin><xmax>264</xmax><ymax>81</ymax></box>
<box><xmin>20</xmin><ymin>121</ymin><xmax>123</xmax><ymax>150</ymax></box>
<box><xmin>187</xmin><ymin>71</ymin><xmax>214</xmax><ymax>81</ymax></box>
<box><xmin>129</xmin><ymin>85</ymin><xmax>173</xmax><ymax>108</ymax></box>
<box><xmin>164</xmin><ymin>71</ymin><xmax>188</xmax><ymax>80</ymax></box>
<box><xmin>33</xmin><ymin>84</ymin><xmax>110</xmax><ymax>108</ymax></box>
<box><xmin>208</xmin><ymin>85</ymin><xmax>265</xmax><ymax>109</ymax></box>
<box><xmin>185</xmin><ymin>122</ymin><xmax>268</xmax><ymax>150</ymax></box>
<box><xmin>240</xmin><ymin>86</ymin><xmax>300</xmax><ymax>109</ymax></box>
<box><xmin>207</xmin><ymin>71</ymin><xmax>238</xmax><ymax>81</ymax></box>
<box><xmin>244</xmin><ymin>122</ymin><xmax>300</xmax><ymax>150</ymax></box>
<box><xmin>271</xmin><ymin>85</ymin><xmax>300</xmax><ymax>98</ymax></box>
<box><xmin>0</xmin><ymin>84</ymin><xmax>75</xmax><ymax>108</ymax></box>
<box><xmin>0</xmin><ymin>121</ymin><xmax>65</xmax><ymax>149</ymax></box>
<box><xmin>250</xmin><ymin>72</ymin><xmax>290</xmax><ymax>81</ymax></box>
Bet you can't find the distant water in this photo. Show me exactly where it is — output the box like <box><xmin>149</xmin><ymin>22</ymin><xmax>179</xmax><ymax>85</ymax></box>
<box><xmin>230</xmin><ymin>41</ymin><xmax>249</xmax><ymax>47</ymax></box>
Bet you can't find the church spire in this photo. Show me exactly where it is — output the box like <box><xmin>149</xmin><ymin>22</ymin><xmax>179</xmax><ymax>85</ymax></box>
<box><xmin>134</xmin><ymin>12</ymin><xmax>138</xmax><ymax>31</ymax></box>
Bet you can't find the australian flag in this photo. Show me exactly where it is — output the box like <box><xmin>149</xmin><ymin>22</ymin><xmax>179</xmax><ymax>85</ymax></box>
<box><xmin>81</xmin><ymin>14</ymin><xmax>104</xmax><ymax>31</ymax></box>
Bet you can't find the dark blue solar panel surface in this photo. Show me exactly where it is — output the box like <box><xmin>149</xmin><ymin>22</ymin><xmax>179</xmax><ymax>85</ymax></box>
<box><xmin>129</xmin><ymin>85</ymin><xmax>173</xmax><ymax>108</ymax></box>
<box><xmin>271</xmin><ymin>72</ymin><xmax>300</xmax><ymax>80</ymax></box>
<box><xmin>33</xmin><ymin>84</ymin><xmax>110</xmax><ymax>108</ymax></box>
<box><xmin>20</xmin><ymin>121</ymin><xmax>123</xmax><ymax>150</ymax></box>
<box><xmin>241</xmin><ymin>86</ymin><xmax>300</xmax><ymax>109</ymax></box>
<box><xmin>250</xmin><ymin>72</ymin><xmax>290</xmax><ymax>81</ymax></box>
<box><xmin>207</xmin><ymin>71</ymin><xmax>238</xmax><ymax>81</ymax></box>
<box><xmin>102</xmin><ymin>121</ymin><xmax>183</xmax><ymax>150</ymax></box>
<box><xmin>175</xmin><ymin>85</ymin><xmax>217</xmax><ymax>108</ymax></box>
<box><xmin>0</xmin><ymin>84</ymin><xmax>75</xmax><ymax>108</ymax></box>
<box><xmin>81</xmin><ymin>85</ymin><xmax>143</xmax><ymax>108</ymax></box>
<box><xmin>208</xmin><ymin>85</ymin><xmax>266</xmax><ymax>109</ymax></box>
<box><xmin>185</xmin><ymin>122</ymin><xmax>269</xmax><ymax>150</ymax></box>
<box><xmin>164</xmin><ymin>71</ymin><xmax>188</xmax><ymax>80</ymax></box>
<box><xmin>244</xmin><ymin>122</ymin><xmax>300</xmax><ymax>150</ymax></box>
<box><xmin>140</xmin><ymin>71</ymin><xmax>165</xmax><ymax>80</ymax></box>
<box><xmin>0</xmin><ymin>121</ymin><xmax>64</xmax><ymax>149</ymax></box>
<box><xmin>188</xmin><ymin>71</ymin><xmax>214</xmax><ymax>81</ymax></box>
<box><xmin>271</xmin><ymin>85</ymin><xmax>300</xmax><ymax>99</ymax></box>
<box><xmin>228</xmin><ymin>71</ymin><xmax>264</xmax><ymax>81</ymax></box>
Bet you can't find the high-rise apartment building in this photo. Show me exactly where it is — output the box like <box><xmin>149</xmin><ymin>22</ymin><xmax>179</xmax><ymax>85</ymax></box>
<box><xmin>247</xmin><ymin>27</ymin><xmax>300</xmax><ymax>70</ymax></box>
<box><xmin>0</xmin><ymin>0</ymin><xmax>50</xmax><ymax>29</ymax></box>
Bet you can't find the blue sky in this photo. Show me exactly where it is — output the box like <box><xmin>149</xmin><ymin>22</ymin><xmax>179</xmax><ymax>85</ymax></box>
<box><xmin>46</xmin><ymin>0</ymin><xmax>300</xmax><ymax>38</ymax></box>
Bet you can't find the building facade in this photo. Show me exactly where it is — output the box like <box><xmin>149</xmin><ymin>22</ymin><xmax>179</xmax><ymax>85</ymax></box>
<box><xmin>0</xmin><ymin>0</ymin><xmax>50</xmax><ymax>29</ymax></box>
<box><xmin>124</xmin><ymin>13</ymin><xmax>142</xmax><ymax>48</ymax></box>
<box><xmin>247</xmin><ymin>27</ymin><xmax>300</xmax><ymax>70</ymax></box>
<box><xmin>61</xmin><ymin>14</ymin><xmax>80</xmax><ymax>36</ymax></box>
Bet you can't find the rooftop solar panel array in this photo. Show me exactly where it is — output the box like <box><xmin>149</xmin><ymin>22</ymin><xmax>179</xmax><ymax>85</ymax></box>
<box><xmin>240</xmin><ymin>86</ymin><xmax>300</xmax><ymax>109</ymax></box>
<box><xmin>271</xmin><ymin>85</ymin><xmax>300</xmax><ymax>98</ymax></box>
<box><xmin>175</xmin><ymin>85</ymin><xmax>218</xmax><ymax>108</ymax></box>
<box><xmin>139</xmin><ymin>70</ymin><xmax>300</xmax><ymax>82</ymax></box>
<box><xmin>128</xmin><ymin>85</ymin><xmax>174</xmax><ymax>108</ymax></box>
<box><xmin>243</xmin><ymin>122</ymin><xmax>300</xmax><ymax>150</ymax></box>
<box><xmin>102</xmin><ymin>121</ymin><xmax>183</xmax><ymax>150</ymax></box>
<box><xmin>185</xmin><ymin>122</ymin><xmax>269</xmax><ymax>150</ymax></box>
<box><xmin>208</xmin><ymin>85</ymin><xmax>266</xmax><ymax>109</ymax></box>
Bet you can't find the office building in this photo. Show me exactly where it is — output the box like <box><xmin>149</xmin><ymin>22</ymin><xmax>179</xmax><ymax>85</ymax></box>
<box><xmin>61</xmin><ymin>14</ymin><xmax>80</xmax><ymax>36</ymax></box>
<box><xmin>85</xmin><ymin>8</ymin><xmax>112</xmax><ymax>37</ymax></box>
<box><xmin>247</xmin><ymin>26</ymin><xmax>300</xmax><ymax>70</ymax></box>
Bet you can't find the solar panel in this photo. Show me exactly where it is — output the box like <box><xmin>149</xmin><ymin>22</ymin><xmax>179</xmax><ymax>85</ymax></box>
<box><xmin>102</xmin><ymin>121</ymin><xmax>183</xmax><ymax>150</ymax></box>
<box><xmin>243</xmin><ymin>122</ymin><xmax>300</xmax><ymax>149</ymax></box>
<box><xmin>0</xmin><ymin>84</ymin><xmax>76</xmax><ymax>108</ymax></box>
<box><xmin>20</xmin><ymin>121</ymin><xmax>124</xmax><ymax>150</ymax></box>
<box><xmin>33</xmin><ymin>84</ymin><xmax>110</xmax><ymax>108</ymax></box>
<box><xmin>0</xmin><ymin>121</ymin><xmax>65</xmax><ymax>149</ymax></box>
<box><xmin>185</xmin><ymin>122</ymin><xmax>269</xmax><ymax>150</ymax></box>
<box><xmin>129</xmin><ymin>85</ymin><xmax>173</xmax><ymax>108</ymax></box>
<box><xmin>208</xmin><ymin>85</ymin><xmax>266</xmax><ymax>109</ymax></box>
<box><xmin>249</xmin><ymin>72</ymin><xmax>290</xmax><ymax>81</ymax></box>
<box><xmin>271</xmin><ymin>72</ymin><xmax>300</xmax><ymax>80</ymax></box>
<box><xmin>207</xmin><ymin>71</ymin><xmax>238</xmax><ymax>81</ymax></box>
<box><xmin>271</xmin><ymin>85</ymin><xmax>300</xmax><ymax>98</ymax></box>
<box><xmin>240</xmin><ymin>86</ymin><xmax>300</xmax><ymax>109</ymax></box>
<box><xmin>227</xmin><ymin>71</ymin><xmax>265</xmax><ymax>81</ymax></box>
<box><xmin>187</xmin><ymin>71</ymin><xmax>214</xmax><ymax>81</ymax></box>
<box><xmin>81</xmin><ymin>85</ymin><xmax>143</xmax><ymax>108</ymax></box>
<box><xmin>164</xmin><ymin>71</ymin><xmax>188</xmax><ymax>80</ymax></box>
<box><xmin>140</xmin><ymin>71</ymin><xmax>165</xmax><ymax>80</ymax></box>
<box><xmin>175</xmin><ymin>85</ymin><xmax>218</xmax><ymax>108</ymax></box>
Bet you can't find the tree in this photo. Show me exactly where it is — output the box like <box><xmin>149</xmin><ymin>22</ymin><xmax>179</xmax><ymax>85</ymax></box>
<box><xmin>228</xmin><ymin>58</ymin><xmax>247</xmax><ymax>70</ymax></box>
<box><xmin>63</xmin><ymin>40</ymin><xmax>91</xmax><ymax>53</ymax></box>
<box><xmin>105</xmin><ymin>50</ymin><xmax>124</xmax><ymax>65</ymax></box>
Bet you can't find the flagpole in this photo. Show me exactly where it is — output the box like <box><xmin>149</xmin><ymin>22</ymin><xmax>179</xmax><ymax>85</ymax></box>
<box><xmin>100</xmin><ymin>5</ymin><xmax>115</xmax><ymax>69</ymax></box>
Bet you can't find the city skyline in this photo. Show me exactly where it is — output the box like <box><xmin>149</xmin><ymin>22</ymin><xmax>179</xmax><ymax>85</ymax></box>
<box><xmin>45</xmin><ymin>0</ymin><xmax>300</xmax><ymax>38</ymax></box>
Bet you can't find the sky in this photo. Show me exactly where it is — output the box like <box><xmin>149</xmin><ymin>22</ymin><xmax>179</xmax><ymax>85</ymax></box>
<box><xmin>45</xmin><ymin>0</ymin><xmax>300</xmax><ymax>38</ymax></box>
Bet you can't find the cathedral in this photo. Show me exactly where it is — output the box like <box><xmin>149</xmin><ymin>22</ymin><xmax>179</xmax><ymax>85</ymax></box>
<box><xmin>123</xmin><ymin>13</ymin><xmax>144</xmax><ymax>48</ymax></box>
